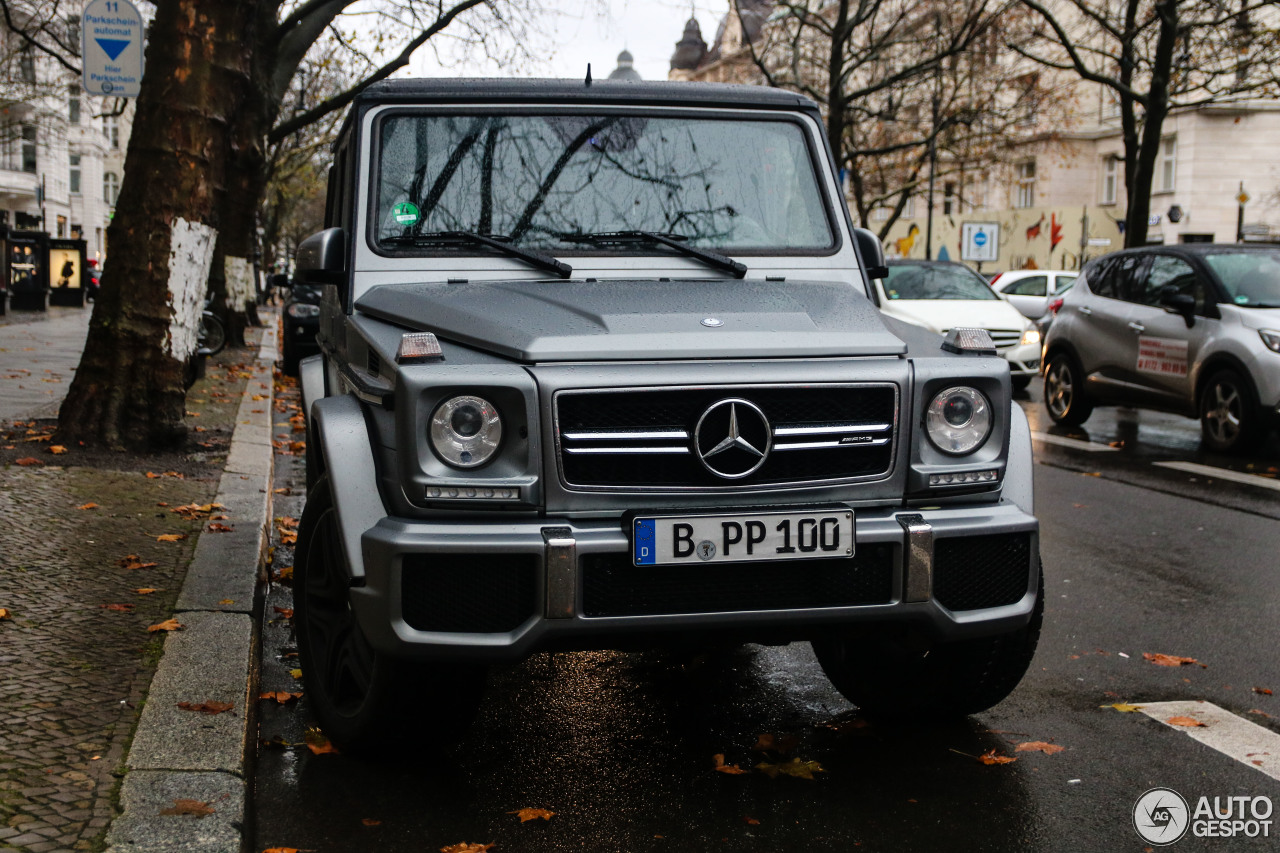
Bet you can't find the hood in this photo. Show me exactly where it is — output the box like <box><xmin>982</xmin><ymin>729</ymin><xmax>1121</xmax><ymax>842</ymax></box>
<box><xmin>1221</xmin><ymin>303</ymin><xmax>1280</xmax><ymax>331</ymax></box>
<box><xmin>879</xmin><ymin>298</ymin><xmax>1030</xmax><ymax>334</ymax></box>
<box><xmin>355</xmin><ymin>278</ymin><xmax>907</xmax><ymax>362</ymax></box>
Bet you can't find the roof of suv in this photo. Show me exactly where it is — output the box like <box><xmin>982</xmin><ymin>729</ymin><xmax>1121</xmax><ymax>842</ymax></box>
<box><xmin>1094</xmin><ymin>243</ymin><xmax>1279</xmax><ymax>259</ymax></box>
<box><xmin>355</xmin><ymin>78</ymin><xmax>816</xmax><ymax>112</ymax></box>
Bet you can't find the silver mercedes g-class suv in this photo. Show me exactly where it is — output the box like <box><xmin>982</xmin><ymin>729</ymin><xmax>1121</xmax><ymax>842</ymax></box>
<box><xmin>291</xmin><ymin>79</ymin><xmax>1042</xmax><ymax>752</ymax></box>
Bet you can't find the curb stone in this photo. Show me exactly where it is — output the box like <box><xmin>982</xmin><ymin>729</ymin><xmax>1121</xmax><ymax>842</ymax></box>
<box><xmin>105</xmin><ymin>319</ymin><xmax>278</xmax><ymax>853</ymax></box>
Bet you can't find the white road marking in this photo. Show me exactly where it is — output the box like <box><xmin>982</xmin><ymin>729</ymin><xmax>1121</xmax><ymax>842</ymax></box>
<box><xmin>1137</xmin><ymin>700</ymin><xmax>1280</xmax><ymax>782</ymax></box>
<box><xmin>1030</xmin><ymin>431</ymin><xmax>1120</xmax><ymax>452</ymax></box>
<box><xmin>1152</xmin><ymin>461</ymin><xmax>1280</xmax><ymax>493</ymax></box>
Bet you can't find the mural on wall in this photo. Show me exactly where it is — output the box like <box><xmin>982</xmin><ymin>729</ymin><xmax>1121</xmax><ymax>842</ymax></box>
<box><xmin>878</xmin><ymin>205</ymin><xmax>1123</xmax><ymax>272</ymax></box>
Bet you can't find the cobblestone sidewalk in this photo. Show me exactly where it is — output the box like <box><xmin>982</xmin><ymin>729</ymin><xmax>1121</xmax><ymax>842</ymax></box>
<box><xmin>0</xmin><ymin>345</ymin><xmax>263</xmax><ymax>853</ymax></box>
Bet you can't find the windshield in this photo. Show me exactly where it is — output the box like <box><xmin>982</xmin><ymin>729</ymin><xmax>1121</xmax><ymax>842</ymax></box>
<box><xmin>883</xmin><ymin>264</ymin><xmax>1000</xmax><ymax>300</ymax></box>
<box><xmin>1203</xmin><ymin>251</ymin><xmax>1280</xmax><ymax>307</ymax></box>
<box><xmin>373</xmin><ymin>113</ymin><xmax>834</xmax><ymax>253</ymax></box>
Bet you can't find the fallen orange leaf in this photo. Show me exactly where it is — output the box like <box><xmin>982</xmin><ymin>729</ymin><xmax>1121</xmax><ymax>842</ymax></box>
<box><xmin>744</xmin><ymin>816</ymin><xmax>760</xmax><ymax>825</ymax></box>
<box><xmin>304</xmin><ymin>728</ymin><xmax>339</xmax><ymax>755</ymax></box>
<box><xmin>177</xmin><ymin>700</ymin><xmax>235</xmax><ymax>715</ymax></box>
<box><xmin>259</xmin><ymin>691</ymin><xmax>303</xmax><ymax>704</ymax></box>
<box><xmin>156</xmin><ymin>533</ymin><xmax>187</xmax><ymax>543</ymax></box>
<box><xmin>361</xmin><ymin>818</ymin><xmax>381</xmax><ymax>826</ymax></box>
<box><xmin>1144</xmin><ymin>653</ymin><xmax>1206</xmax><ymax>668</ymax></box>
<box><xmin>752</xmin><ymin>733</ymin><xmax>799</xmax><ymax>754</ymax></box>
<box><xmin>755</xmin><ymin>757</ymin><xmax>826</xmax><ymax>779</ymax></box>
<box><xmin>134</xmin><ymin>588</ymin><xmax>159</xmax><ymax>595</ymax></box>
<box><xmin>1254</xmin><ymin>687</ymin><xmax>1273</xmax><ymax>695</ymax></box>
<box><xmin>78</xmin><ymin>502</ymin><xmax>99</xmax><ymax>510</ymax></box>
<box><xmin>148</xmin><ymin>619</ymin><xmax>183</xmax><ymax>633</ymax></box>
<box><xmin>273</xmin><ymin>607</ymin><xmax>294</xmax><ymax>619</ymax></box>
<box><xmin>118</xmin><ymin>555</ymin><xmax>159</xmax><ymax>570</ymax></box>
<box><xmin>15</xmin><ymin>457</ymin><xmax>41</xmax><ymax>466</ymax></box>
<box><xmin>48</xmin><ymin>444</ymin><xmax>67</xmax><ymax>454</ymax></box>
<box><xmin>440</xmin><ymin>844</ymin><xmax>493</xmax><ymax>853</ymax></box>
<box><xmin>508</xmin><ymin>808</ymin><xmax>555</xmax><ymax>822</ymax></box>
<box><xmin>160</xmin><ymin>798</ymin><xmax>215</xmax><ymax>817</ymax></box>
<box><xmin>207</xmin><ymin>523</ymin><xmax>234</xmax><ymax>533</ymax></box>
<box><xmin>978</xmin><ymin>749</ymin><xmax>1017</xmax><ymax>765</ymax></box>
<box><xmin>1167</xmin><ymin>716</ymin><xmax>1206</xmax><ymax>727</ymax></box>
<box><xmin>0</xmin><ymin>608</ymin><xmax>11</xmax><ymax>620</ymax></box>
<box><xmin>712</xmin><ymin>753</ymin><xmax>748</xmax><ymax>775</ymax></box>
<box><xmin>100</xmin><ymin>603</ymin><xmax>135</xmax><ymax>612</ymax></box>
<box><xmin>1016</xmin><ymin>741</ymin><xmax>1065</xmax><ymax>755</ymax></box>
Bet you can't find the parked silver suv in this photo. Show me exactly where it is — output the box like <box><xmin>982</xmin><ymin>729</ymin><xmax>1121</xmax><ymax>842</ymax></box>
<box><xmin>290</xmin><ymin>79</ymin><xmax>1042</xmax><ymax>752</ymax></box>
<box><xmin>1042</xmin><ymin>244</ymin><xmax>1280</xmax><ymax>452</ymax></box>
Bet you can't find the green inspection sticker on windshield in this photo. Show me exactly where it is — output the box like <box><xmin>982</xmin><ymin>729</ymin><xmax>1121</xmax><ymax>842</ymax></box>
<box><xmin>391</xmin><ymin>202</ymin><xmax>420</xmax><ymax>226</ymax></box>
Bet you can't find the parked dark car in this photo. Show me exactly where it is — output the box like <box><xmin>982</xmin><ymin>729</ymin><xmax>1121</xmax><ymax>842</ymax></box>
<box><xmin>275</xmin><ymin>273</ymin><xmax>321</xmax><ymax>375</ymax></box>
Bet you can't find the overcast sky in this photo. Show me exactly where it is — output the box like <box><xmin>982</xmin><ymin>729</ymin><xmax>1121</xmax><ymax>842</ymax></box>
<box><xmin>407</xmin><ymin>1</ymin><xmax>724</xmax><ymax>83</ymax></box>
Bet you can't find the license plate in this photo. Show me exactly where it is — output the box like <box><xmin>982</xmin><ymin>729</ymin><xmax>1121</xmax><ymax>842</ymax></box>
<box><xmin>633</xmin><ymin>510</ymin><xmax>854</xmax><ymax>566</ymax></box>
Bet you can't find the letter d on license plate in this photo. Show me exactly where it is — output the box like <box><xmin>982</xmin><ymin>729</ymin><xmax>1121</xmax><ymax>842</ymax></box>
<box><xmin>633</xmin><ymin>510</ymin><xmax>853</xmax><ymax>566</ymax></box>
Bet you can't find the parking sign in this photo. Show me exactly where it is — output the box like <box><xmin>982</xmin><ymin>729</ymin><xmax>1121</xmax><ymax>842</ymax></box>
<box><xmin>961</xmin><ymin>223</ymin><xmax>999</xmax><ymax>263</ymax></box>
<box><xmin>82</xmin><ymin>0</ymin><xmax>144</xmax><ymax>97</ymax></box>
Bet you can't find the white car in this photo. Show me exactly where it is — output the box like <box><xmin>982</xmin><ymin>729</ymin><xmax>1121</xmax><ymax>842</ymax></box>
<box><xmin>877</xmin><ymin>260</ymin><xmax>1042</xmax><ymax>389</ymax></box>
<box><xmin>989</xmin><ymin>269</ymin><xmax>1079</xmax><ymax>320</ymax></box>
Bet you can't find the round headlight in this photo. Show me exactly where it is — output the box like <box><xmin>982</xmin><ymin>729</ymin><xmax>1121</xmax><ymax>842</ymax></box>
<box><xmin>429</xmin><ymin>395</ymin><xmax>502</xmax><ymax>468</ymax></box>
<box><xmin>926</xmin><ymin>386</ymin><xmax>992</xmax><ymax>455</ymax></box>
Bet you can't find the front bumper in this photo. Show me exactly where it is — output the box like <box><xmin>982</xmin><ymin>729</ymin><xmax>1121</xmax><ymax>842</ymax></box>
<box><xmin>1000</xmin><ymin>341</ymin><xmax>1041</xmax><ymax>377</ymax></box>
<box><xmin>351</xmin><ymin>500</ymin><xmax>1040</xmax><ymax>662</ymax></box>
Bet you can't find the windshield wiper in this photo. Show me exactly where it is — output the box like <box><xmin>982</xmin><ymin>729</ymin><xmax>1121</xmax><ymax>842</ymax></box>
<box><xmin>382</xmin><ymin>231</ymin><xmax>572</xmax><ymax>279</ymax></box>
<box><xmin>564</xmin><ymin>230</ymin><xmax>747</xmax><ymax>279</ymax></box>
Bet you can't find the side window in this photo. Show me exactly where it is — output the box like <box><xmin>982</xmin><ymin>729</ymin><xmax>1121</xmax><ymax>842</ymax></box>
<box><xmin>1111</xmin><ymin>254</ymin><xmax>1152</xmax><ymax>304</ymax></box>
<box><xmin>1008</xmin><ymin>275</ymin><xmax>1048</xmax><ymax>296</ymax></box>
<box><xmin>1141</xmin><ymin>255</ymin><xmax>1204</xmax><ymax>312</ymax></box>
<box><xmin>1053</xmin><ymin>274</ymin><xmax>1077</xmax><ymax>294</ymax></box>
<box><xmin>1085</xmin><ymin>258</ymin><xmax>1119</xmax><ymax>298</ymax></box>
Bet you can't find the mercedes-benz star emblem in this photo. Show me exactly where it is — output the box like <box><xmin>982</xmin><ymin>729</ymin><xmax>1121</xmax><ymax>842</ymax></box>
<box><xmin>694</xmin><ymin>398</ymin><xmax>772</xmax><ymax>479</ymax></box>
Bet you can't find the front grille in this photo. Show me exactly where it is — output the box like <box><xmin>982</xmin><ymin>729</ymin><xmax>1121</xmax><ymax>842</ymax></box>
<box><xmin>557</xmin><ymin>385</ymin><xmax>897</xmax><ymax>489</ymax></box>
<box><xmin>581</xmin><ymin>543</ymin><xmax>895</xmax><ymax>617</ymax></box>
<box><xmin>933</xmin><ymin>533</ymin><xmax>1031</xmax><ymax>611</ymax></box>
<box><xmin>944</xmin><ymin>328</ymin><xmax>1022</xmax><ymax>349</ymax></box>
<box><xmin>401</xmin><ymin>554</ymin><xmax>537</xmax><ymax>632</ymax></box>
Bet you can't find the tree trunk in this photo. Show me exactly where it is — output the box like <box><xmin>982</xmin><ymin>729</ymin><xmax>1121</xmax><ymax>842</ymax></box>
<box><xmin>1123</xmin><ymin>0</ymin><xmax>1178</xmax><ymax>248</ymax></box>
<box><xmin>57</xmin><ymin>0</ymin><xmax>257</xmax><ymax>450</ymax></box>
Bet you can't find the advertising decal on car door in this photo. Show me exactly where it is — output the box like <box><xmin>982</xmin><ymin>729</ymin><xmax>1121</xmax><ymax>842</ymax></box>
<box><xmin>1136</xmin><ymin>336</ymin><xmax>1189</xmax><ymax>376</ymax></box>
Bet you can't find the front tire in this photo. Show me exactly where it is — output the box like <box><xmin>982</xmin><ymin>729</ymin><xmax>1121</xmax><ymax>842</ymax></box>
<box><xmin>1043</xmin><ymin>352</ymin><xmax>1093</xmax><ymax>426</ymax></box>
<box><xmin>812</xmin><ymin>564</ymin><xmax>1043</xmax><ymax>720</ymax></box>
<box><xmin>1199</xmin><ymin>368</ymin><xmax>1263</xmax><ymax>453</ymax></box>
<box><xmin>295</xmin><ymin>475</ymin><xmax>486</xmax><ymax>754</ymax></box>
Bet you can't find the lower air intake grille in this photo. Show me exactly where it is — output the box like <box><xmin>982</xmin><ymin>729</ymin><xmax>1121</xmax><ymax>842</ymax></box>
<box><xmin>401</xmin><ymin>554</ymin><xmax>537</xmax><ymax>632</ymax></box>
<box><xmin>933</xmin><ymin>533</ymin><xmax>1031</xmax><ymax>612</ymax></box>
<box><xmin>581</xmin><ymin>544</ymin><xmax>895</xmax><ymax>618</ymax></box>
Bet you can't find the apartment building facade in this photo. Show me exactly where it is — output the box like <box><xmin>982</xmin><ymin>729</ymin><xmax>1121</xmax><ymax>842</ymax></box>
<box><xmin>671</xmin><ymin>2</ymin><xmax>1280</xmax><ymax>272</ymax></box>
<box><xmin>1</xmin><ymin>4</ymin><xmax>133</xmax><ymax>263</ymax></box>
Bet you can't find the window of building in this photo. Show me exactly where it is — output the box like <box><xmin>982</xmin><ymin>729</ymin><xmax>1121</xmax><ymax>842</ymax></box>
<box><xmin>871</xmin><ymin>207</ymin><xmax>890</xmax><ymax>222</ymax></box>
<box><xmin>71</xmin><ymin>223</ymin><xmax>82</xmax><ymax>239</ymax></box>
<box><xmin>103</xmin><ymin>115</ymin><xmax>120</xmax><ymax>149</ymax></box>
<box><xmin>21</xmin><ymin>125</ymin><xmax>37</xmax><ymax>174</ymax></box>
<box><xmin>902</xmin><ymin>195</ymin><xmax>916</xmax><ymax>219</ymax></box>
<box><xmin>70</xmin><ymin>154</ymin><xmax>81</xmax><ymax>194</ymax></box>
<box><xmin>1101</xmin><ymin>89</ymin><xmax>1121</xmax><ymax>120</ymax></box>
<box><xmin>1159</xmin><ymin>137</ymin><xmax>1176</xmax><ymax>192</ymax></box>
<box><xmin>56</xmin><ymin>215</ymin><xmax>67</xmax><ymax>238</ymax></box>
<box><xmin>1015</xmin><ymin>161</ymin><xmax>1036</xmax><ymax>209</ymax></box>
<box><xmin>104</xmin><ymin>172</ymin><xmax>119</xmax><ymax>205</ymax></box>
<box><xmin>69</xmin><ymin>86</ymin><xmax>81</xmax><ymax>124</ymax></box>
<box><xmin>19</xmin><ymin>48</ymin><xmax>35</xmax><ymax>83</ymax></box>
<box><xmin>1102</xmin><ymin>156</ymin><xmax>1118</xmax><ymax>205</ymax></box>
<box><xmin>943</xmin><ymin>182</ymin><xmax>955</xmax><ymax>215</ymax></box>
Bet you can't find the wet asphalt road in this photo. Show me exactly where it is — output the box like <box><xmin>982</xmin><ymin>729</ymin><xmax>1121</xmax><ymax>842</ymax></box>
<box><xmin>253</xmin><ymin>380</ymin><xmax>1280</xmax><ymax>853</ymax></box>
